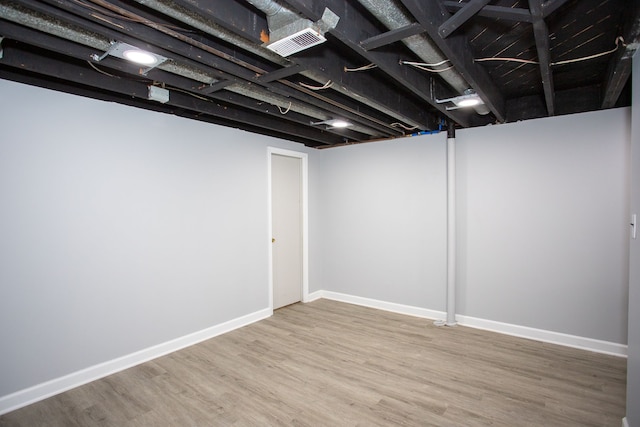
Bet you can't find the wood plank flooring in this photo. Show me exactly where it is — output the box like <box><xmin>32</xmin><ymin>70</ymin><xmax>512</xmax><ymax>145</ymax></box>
<box><xmin>0</xmin><ymin>299</ymin><xmax>627</xmax><ymax>426</ymax></box>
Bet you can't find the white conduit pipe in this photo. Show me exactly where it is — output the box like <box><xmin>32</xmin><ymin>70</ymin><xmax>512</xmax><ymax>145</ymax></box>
<box><xmin>446</xmin><ymin>131</ymin><xmax>457</xmax><ymax>326</ymax></box>
<box><xmin>436</xmin><ymin>126</ymin><xmax>457</xmax><ymax>327</ymax></box>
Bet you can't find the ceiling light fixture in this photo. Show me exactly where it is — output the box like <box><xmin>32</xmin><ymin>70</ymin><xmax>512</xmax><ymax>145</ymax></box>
<box><xmin>436</xmin><ymin>89</ymin><xmax>484</xmax><ymax>111</ymax></box>
<box><xmin>92</xmin><ymin>41</ymin><xmax>168</xmax><ymax>72</ymax></box>
<box><xmin>122</xmin><ymin>49</ymin><xmax>159</xmax><ymax>66</ymax></box>
<box><xmin>311</xmin><ymin>119</ymin><xmax>353</xmax><ymax>129</ymax></box>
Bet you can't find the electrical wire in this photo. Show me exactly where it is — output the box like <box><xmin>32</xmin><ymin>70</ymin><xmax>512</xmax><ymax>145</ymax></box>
<box><xmin>74</xmin><ymin>0</ymin><xmax>197</xmax><ymax>33</ymax></box>
<box><xmin>277</xmin><ymin>102</ymin><xmax>292</xmax><ymax>114</ymax></box>
<box><xmin>400</xmin><ymin>59</ymin><xmax>455</xmax><ymax>73</ymax></box>
<box><xmin>473</xmin><ymin>36</ymin><xmax>626</xmax><ymax>66</ymax></box>
<box><xmin>87</xmin><ymin>60</ymin><xmax>120</xmax><ymax>77</ymax></box>
<box><xmin>474</xmin><ymin>57</ymin><xmax>539</xmax><ymax>64</ymax></box>
<box><xmin>409</xmin><ymin>64</ymin><xmax>456</xmax><ymax>73</ymax></box>
<box><xmin>401</xmin><ymin>59</ymin><xmax>451</xmax><ymax>67</ymax></box>
<box><xmin>551</xmin><ymin>36</ymin><xmax>625</xmax><ymax>65</ymax></box>
<box><xmin>164</xmin><ymin>85</ymin><xmax>210</xmax><ymax>101</ymax></box>
<box><xmin>344</xmin><ymin>63</ymin><xmax>378</xmax><ymax>72</ymax></box>
<box><xmin>390</xmin><ymin>122</ymin><xmax>419</xmax><ymax>130</ymax></box>
<box><xmin>299</xmin><ymin>80</ymin><xmax>333</xmax><ymax>90</ymax></box>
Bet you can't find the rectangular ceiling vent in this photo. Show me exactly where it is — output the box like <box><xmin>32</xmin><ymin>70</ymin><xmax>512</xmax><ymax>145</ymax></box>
<box><xmin>266</xmin><ymin>28</ymin><xmax>326</xmax><ymax>57</ymax></box>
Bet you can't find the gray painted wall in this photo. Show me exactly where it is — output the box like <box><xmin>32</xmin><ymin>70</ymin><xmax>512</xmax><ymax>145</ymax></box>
<box><xmin>456</xmin><ymin>109</ymin><xmax>630</xmax><ymax>343</ymax></box>
<box><xmin>315</xmin><ymin>136</ymin><xmax>448</xmax><ymax>307</ymax></box>
<box><xmin>0</xmin><ymin>76</ymin><xmax>632</xmax><ymax>405</ymax></box>
<box><xmin>0</xmin><ymin>80</ymin><xmax>315</xmax><ymax>397</ymax></box>
<box><xmin>626</xmin><ymin>51</ymin><xmax>640</xmax><ymax>427</ymax></box>
<box><xmin>317</xmin><ymin>109</ymin><xmax>630</xmax><ymax>344</ymax></box>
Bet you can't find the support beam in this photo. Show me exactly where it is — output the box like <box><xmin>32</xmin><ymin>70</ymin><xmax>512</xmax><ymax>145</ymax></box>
<box><xmin>359</xmin><ymin>23</ymin><xmax>424</xmax><ymax>50</ymax></box>
<box><xmin>170</xmin><ymin>0</ymin><xmax>442</xmax><ymax>130</ymax></box>
<box><xmin>439</xmin><ymin>0</ymin><xmax>491</xmax><ymax>39</ymax></box>
<box><xmin>601</xmin><ymin>0</ymin><xmax>640</xmax><ymax>108</ymax></box>
<box><xmin>541</xmin><ymin>0</ymin><xmax>571</xmax><ymax>18</ymax></box>
<box><xmin>443</xmin><ymin>2</ymin><xmax>533</xmax><ymax>23</ymax></box>
<box><xmin>280</xmin><ymin>0</ymin><xmax>472</xmax><ymax>127</ymax></box>
<box><xmin>9</xmin><ymin>0</ymin><xmax>402</xmax><ymax>137</ymax></box>
<box><xmin>398</xmin><ymin>0</ymin><xmax>506</xmax><ymax>122</ymax></box>
<box><xmin>257</xmin><ymin>64</ymin><xmax>306</xmax><ymax>83</ymax></box>
<box><xmin>0</xmin><ymin>45</ymin><xmax>346</xmax><ymax>146</ymax></box>
<box><xmin>529</xmin><ymin>0</ymin><xmax>555</xmax><ymax>116</ymax></box>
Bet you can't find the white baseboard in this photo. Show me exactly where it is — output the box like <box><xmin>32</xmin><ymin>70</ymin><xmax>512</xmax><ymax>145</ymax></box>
<box><xmin>0</xmin><ymin>308</ymin><xmax>272</xmax><ymax>416</ymax></box>
<box><xmin>321</xmin><ymin>291</ymin><xmax>446</xmax><ymax>320</ymax></box>
<box><xmin>622</xmin><ymin>416</ymin><xmax>629</xmax><ymax>427</ymax></box>
<box><xmin>456</xmin><ymin>314</ymin><xmax>627</xmax><ymax>357</ymax></box>
<box><xmin>305</xmin><ymin>290</ymin><xmax>324</xmax><ymax>302</ymax></box>
<box><xmin>318</xmin><ymin>291</ymin><xmax>627</xmax><ymax>358</ymax></box>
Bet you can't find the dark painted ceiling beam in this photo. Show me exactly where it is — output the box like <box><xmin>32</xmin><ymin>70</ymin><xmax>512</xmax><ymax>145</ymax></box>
<box><xmin>0</xmin><ymin>44</ymin><xmax>343</xmax><ymax>145</ymax></box>
<box><xmin>359</xmin><ymin>23</ymin><xmax>424</xmax><ymax>51</ymax></box>
<box><xmin>601</xmin><ymin>0</ymin><xmax>640</xmax><ymax>108</ymax></box>
<box><xmin>160</xmin><ymin>0</ymin><xmax>268</xmax><ymax>44</ymax></box>
<box><xmin>507</xmin><ymin>84</ymin><xmax>602</xmax><ymax>122</ymax></box>
<box><xmin>529</xmin><ymin>0</ymin><xmax>555</xmax><ymax>116</ymax></box>
<box><xmin>279</xmin><ymin>0</ymin><xmax>471</xmax><ymax>127</ymax></box>
<box><xmin>0</xmin><ymin>65</ymin><xmax>327</xmax><ymax>148</ymax></box>
<box><xmin>0</xmin><ymin>20</ymin><xmax>367</xmax><ymax>142</ymax></box>
<box><xmin>439</xmin><ymin>0</ymin><xmax>491</xmax><ymax>39</ymax></box>
<box><xmin>169</xmin><ymin>0</ymin><xmax>439</xmax><ymax>130</ymax></box>
<box><xmin>443</xmin><ymin>2</ymin><xmax>533</xmax><ymax>23</ymax></box>
<box><xmin>398</xmin><ymin>0</ymin><xmax>506</xmax><ymax>122</ymax></box>
<box><xmin>541</xmin><ymin>0</ymin><xmax>571</xmax><ymax>18</ymax></box>
<box><xmin>258</xmin><ymin>64</ymin><xmax>306</xmax><ymax>83</ymax></box>
<box><xmin>8</xmin><ymin>0</ymin><xmax>401</xmax><ymax>138</ymax></box>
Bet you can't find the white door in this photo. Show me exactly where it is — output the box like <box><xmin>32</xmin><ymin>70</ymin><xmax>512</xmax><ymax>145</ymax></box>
<box><xmin>271</xmin><ymin>154</ymin><xmax>302</xmax><ymax>309</ymax></box>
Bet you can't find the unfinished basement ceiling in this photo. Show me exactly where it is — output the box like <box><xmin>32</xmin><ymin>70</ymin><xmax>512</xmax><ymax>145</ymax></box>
<box><xmin>0</xmin><ymin>0</ymin><xmax>638</xmax><ymax>148</ymax></box>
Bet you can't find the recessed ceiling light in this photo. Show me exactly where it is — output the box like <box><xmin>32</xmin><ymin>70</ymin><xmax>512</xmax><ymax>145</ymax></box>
<box><xmin>311</xmin><ymin>119</ymin><xmax>353</xmax><ymax>129</ymax></box>
<box><xmin>456</xmin><ymin>97</ymin><xmax>481</xmax><ymax>107</ymax></box>
<box><xmin>435</xmin><ymin>89</ymin><xmax>484</xmax><ymax>111</ymax></box>
<box><xmin>329</xmin><ymin>120</ymin><xmax>351</xmax><ymax>128</ymax></box>
<box><xmin>92</xmin><ymin>41</ymin><xmax>168</xmax><ymax>71</ymax></box>
<box><xmin>122</xmin><ymin>49</ymin><xmax>159</xmax><ymax>65</ymax></box>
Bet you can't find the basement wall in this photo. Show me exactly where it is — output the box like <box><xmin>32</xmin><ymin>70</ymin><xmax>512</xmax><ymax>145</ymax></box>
<box><xmin>0</xmin><ymin>79</ymin><xmax>317</xmax><ymax>401</ymax></box>
<box><xmin>0</xmin><ymin>76</ymin><xmax>631</xmax><ymax>412</ymax></box>
<box><xmin>317</xmin><ymin>108</ymin><xmax>630</xmax><ymax>345</ymax></box>
<box><xmin>625</xmin><ymin>50</ymin><xmax>640</xmax><ymax>427</ymax></box>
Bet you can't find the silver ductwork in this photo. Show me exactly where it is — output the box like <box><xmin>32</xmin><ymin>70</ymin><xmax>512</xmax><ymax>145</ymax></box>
<box><xmin>246</xmin><ymin>1</ymin><xmax>339</xmax><ymax>58</ymax></box>
<box><xmin>0</xmin><ymin>2</ymin><xmax>382</xmax><ymax>137</ymax></box>
<box><xmin>356</xmin><ymin>0</ymin><xmax>490</xmax><ymax>115</ymax></box>
<box><xmin>137</xmin><ymin>0</ymin><xmax>423</xmax><ymax>129</ymax></box>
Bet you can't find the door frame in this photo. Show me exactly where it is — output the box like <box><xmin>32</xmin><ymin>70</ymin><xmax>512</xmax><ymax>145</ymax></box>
<box><xmin>267</xmin><ymin>147</ymin><xmax>309</xmax><ymax>312</ymax></box>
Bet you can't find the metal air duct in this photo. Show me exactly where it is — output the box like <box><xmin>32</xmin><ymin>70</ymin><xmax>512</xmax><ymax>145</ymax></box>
<box><xmin>356</xmin><ymin>0</ymin><xmax>490</xmax><ymax>115</ymax></box>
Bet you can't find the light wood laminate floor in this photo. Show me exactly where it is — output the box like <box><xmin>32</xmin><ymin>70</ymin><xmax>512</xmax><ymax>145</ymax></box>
<box><xmin>0</xmin><ymin>299</ymin><xmax>627</xmax><ymax>426</ymax></box>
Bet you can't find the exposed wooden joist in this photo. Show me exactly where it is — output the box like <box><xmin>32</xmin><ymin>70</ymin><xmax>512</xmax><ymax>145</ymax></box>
<box><xmin>279</xmin><ymin>0</ymin><xmax>471</xmax><ymax>127</ymax></box>
<box><xmin>257</xmin><ymin>64</ymin><xmax>306</xmax><ymax>83</ymax></box>
<box><xmin>506</xmin><ymin>84</ymin><xmax>602</xmax><ymax>122</ymax></box>
<box><xmin>11</xmin><ymin>0</ymin><xmax>401</xmax><ymax>138</ymax></box>
<box><xmin>0</xmin><ymin>45</ymin><xmax>346</xmax><ymax>146</ymax></box>
<box><xmin>601</xmin><ymin>0</ymin><xmax>640</xmax><ymax>108</ymax></box>
<box><xmin>397</xmin><ymin>0</ymin><xmax>506</xmax><ymax>122</ymax></box>
<box><xmin>439</xmin><ymin>0</ymin><xmax>491</xmax><ymax>39</ymax></box>
<box><xmin>529</xmin><ymin>0</ymin><xmax>555</xmax><ymax>116</ymax></box>
<box><xmin>199</xmin><ymin>80</ymin><xmax>234</xmax><ymax>94</ymax></box>
<box><xmin>443</xmin><ymin>1</ymin><xmax>533</xmax><ymax>23</ymax></box>
<box><xmin>359</xmin><ymin>23</ymin><xmax>424</xmax><ymax>50</ymax></box>
<box><xmin>0</xmin><ymin>12</ymin><xmax>366</xmax><ymax>144</ymax></box>
<box><xmin>169</xmin><ymin>0</ymin><xmax>441</xmax><ymax>131</ymax></box>
<box><xmin>541</xmin><ymin>0</ymin><xmax>571</xmax><ymax>18</ymax></box>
